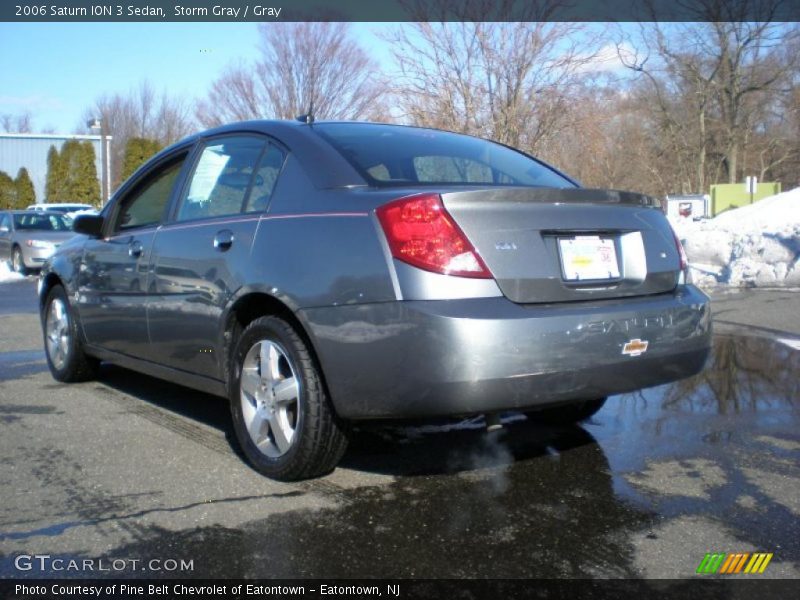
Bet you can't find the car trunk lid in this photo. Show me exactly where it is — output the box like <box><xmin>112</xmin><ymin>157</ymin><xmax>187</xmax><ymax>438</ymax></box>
<box><xmin>440</xmin><ymin>188</ymin><xmax>680</xmax><ymax>304</ymax></box>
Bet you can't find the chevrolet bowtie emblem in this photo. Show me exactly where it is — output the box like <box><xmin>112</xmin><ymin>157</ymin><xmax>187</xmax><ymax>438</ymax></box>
<box><xmin>622</xmin><ymin>339</ymin><xmax>649</xmax><ymax>356</ymax></box>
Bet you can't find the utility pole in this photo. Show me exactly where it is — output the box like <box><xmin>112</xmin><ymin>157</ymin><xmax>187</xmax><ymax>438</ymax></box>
<box><xmin>745</xmin><ymin>176</ymin><xmax>757</xmax><ymax>205</ymax></box>
<box><xmin>87</xmin><ymin>118</ymin><xmax>110</xmax><ymax>205</ymax></box>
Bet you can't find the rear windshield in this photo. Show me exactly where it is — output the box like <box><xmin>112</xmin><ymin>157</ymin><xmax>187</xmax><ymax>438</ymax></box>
<box><xmin>314</xmin><ymin>123</ymin><xmax>576</xmax><ymax>188</ymax></box>
<box><xmin>14</xmin><ymin>213</ymin><xmax>70</xmax><ymax>231</ymax></box>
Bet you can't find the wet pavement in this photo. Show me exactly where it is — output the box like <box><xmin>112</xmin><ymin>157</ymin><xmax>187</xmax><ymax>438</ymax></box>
<box><xmin>0</xmin><ymin>278</ymin><xmax>38</xmax><ymax>316</ymax></box>
<box><xmin>0</xmin><ymin>288</ymin><xmax>798</xmax><ymax>583</ymax></box>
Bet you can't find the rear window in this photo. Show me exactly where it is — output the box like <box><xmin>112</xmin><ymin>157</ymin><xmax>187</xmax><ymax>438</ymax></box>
<box><xmin>314</xmin><ymin>123</ymin><xmax>575</xmax><ymax>188</ymax></box>
<box><xmin>13</xmin><ymin>213</ymin><xmax>70</xmax><ymax>231</ymax></box>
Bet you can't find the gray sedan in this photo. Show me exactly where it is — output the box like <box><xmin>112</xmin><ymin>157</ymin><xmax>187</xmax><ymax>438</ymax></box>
<box><xmin>39</xmin><ymin>121</ymin><xmax>712</xmax><ymax>480</ymax></box>
<box><xmin>0</xmin><ymin>211</ymin><xmax>75</xmax><ymax>275</ymax></box>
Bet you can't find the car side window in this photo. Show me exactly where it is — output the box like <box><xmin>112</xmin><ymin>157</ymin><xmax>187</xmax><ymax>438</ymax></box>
<box><xmin>0</xmin><ymin>214</ymin><xmax>9</xmax><ymax>232</ymax></box>
<box><xmin>243</xmin><ymin>144</ymin><xmax>286</xmax><ymax>213</ymax></box>
<box><xmin>177</xmin><ymin>136</ymin><xmax>267</xmax><ymax>222</ymax></box>
<box><xmin>115</xmin><ymin>156</ymin><xmax>187</xmax><ymax>232</ymax></box>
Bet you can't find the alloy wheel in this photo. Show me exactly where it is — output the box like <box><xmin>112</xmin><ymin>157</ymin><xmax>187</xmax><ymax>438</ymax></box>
<box><xmin>239</xmin><ymin>339</ymin><xmax>301</xmax><ymax>458</ymax></box>
<box><xmin>45</xmin><ymin>297</ymin><xmax>70</xmax><ymax>370</ymax></box>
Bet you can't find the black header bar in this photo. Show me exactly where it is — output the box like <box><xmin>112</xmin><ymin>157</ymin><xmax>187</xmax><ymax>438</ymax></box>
<box><xmin>3</xmin><ymin>579</ymin><xmax>800</xmax><ymax>600</ymax></box>
<box><xmin>3</xmin><ymin>0</ymin><xmax>800</xmax><ymax>22</ymax></box>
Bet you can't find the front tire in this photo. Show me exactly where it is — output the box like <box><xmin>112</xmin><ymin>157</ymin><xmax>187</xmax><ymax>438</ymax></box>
<box><xmin>526</xmin><ymin>397</ymin><xmax>607</xmax><ymax>425</ymax></box>
<box><xmin>42</xmin><ymin>285</ymin><xmax>99</xmax><ymax>382</ymax></box>
<box><xmin>229</xmin><ymin>316</ymin><xmax>348</xmax><ymax>481</ymax></box>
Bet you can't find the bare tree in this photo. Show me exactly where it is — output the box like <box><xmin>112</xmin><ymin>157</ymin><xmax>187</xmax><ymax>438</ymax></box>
<box><xmin>79</xmin><ymin>81</ymin><xmax>196</xmax><ymax>190</ymax></box>
<box><xmin>542</xmin><ymin>84</ymin><xmax>667</xmax><ymax>195</ymax></box>
<box><xmin>196</xmin><ymin>22</ymin><xmax>385</xmax><ymax>126</ymax></box>
<box><xmin>196</xmin><ymin>61</ymin><xmax>264</xmax><ymax>125</ymax></box>
<box><xmin>761</xmin><ymin>84</ymin><xmax>800</xmax><ymax>188</ymax></box>
<box><xmin>1</xmin><ymin>112</ymin><xmax>33</xmax><ymax>133</ymax></box>
<box><xmin>710</xmin><ymin>20</ymin><xmax>800</xmax><ymax>183</ymax></box>
<box><xmin>383</xmin><ymin>1</ymin><xmax>601</xmax><ymax>156</ymax></box>
<box><xmin>620</xmin><ymin>7</ymin><xmax>800</xmax><ymax>191</ymax></box>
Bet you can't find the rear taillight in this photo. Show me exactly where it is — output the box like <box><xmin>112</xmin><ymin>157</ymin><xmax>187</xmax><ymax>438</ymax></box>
<box><xmin>671</xmin><ymin>228</ymin><xmax>688</xmax><ymax>271</ymax></box>
<box><xmin>376</xmin><ymin>193</ymin><xmax>491</xmax><ymax>279</ymax></box>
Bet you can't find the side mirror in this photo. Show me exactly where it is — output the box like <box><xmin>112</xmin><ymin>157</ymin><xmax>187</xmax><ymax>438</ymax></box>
<box><xmin>73</xmin><ymin>214</ymin><xmax>104</xmax><ymax>238</ymax></box>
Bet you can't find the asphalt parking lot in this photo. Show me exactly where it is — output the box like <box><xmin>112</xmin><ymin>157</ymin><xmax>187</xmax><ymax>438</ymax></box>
<box><xmin>0</xmin><ymin>278</ymin><xmax>798</xmax><ymax>582</ymax></box>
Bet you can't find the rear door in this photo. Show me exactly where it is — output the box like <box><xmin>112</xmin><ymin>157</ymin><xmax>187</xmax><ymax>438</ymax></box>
<box><xmin>147</xmin><ymin>134</ymin><xmax>286</xmax><ymax>378</ymax></box>
<box><xmin>78</xmin><ymin>150</ymin><xmax>191</xmax><ymax>355</ymax></box>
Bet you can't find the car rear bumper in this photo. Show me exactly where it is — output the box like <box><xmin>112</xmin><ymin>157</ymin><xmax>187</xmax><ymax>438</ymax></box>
<box><xmin>300</xmin><ymin>285</ymin><xmax>712</xmax><ymax>419</ymax></box>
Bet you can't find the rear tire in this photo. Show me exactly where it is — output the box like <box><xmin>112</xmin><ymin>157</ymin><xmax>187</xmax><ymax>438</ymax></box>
<box><xmin>12</xmin><ymin>246</ymin><xmax>28</xmax><ymax>275</ymax></box>
<box><xmin>42</xmin><ymin>285</ymin><xmax>100</xmax><ymax>382</ymax></box>
<box><xmin>229</xmin><ymin>315</ymin><xmax>348</xmax><ymax>481</ymax></box>
<box><xmin>526</xmin><ymin>397</ymin><xmax>607</xmax><ymax>425</ymax></box>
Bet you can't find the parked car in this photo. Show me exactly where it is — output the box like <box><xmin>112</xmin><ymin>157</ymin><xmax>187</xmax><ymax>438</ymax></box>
<box><xmin>0</xmin><ymin>210</ymin><xmax>75</xmax><ymax>274</ymax></box>
<box><xmin>39</xmin><ymin>121</ymin><xmax>712</xmax><ymax>480</ymax></box>
<box><xmin>28</xmin><ymin>203</ymin><xmax>95</xmax><ymax>213</ymax></box>
<box><xmin>27</xmin><ymin>203</ymin><xmax>99</xmax><ymax>226</ymax></box>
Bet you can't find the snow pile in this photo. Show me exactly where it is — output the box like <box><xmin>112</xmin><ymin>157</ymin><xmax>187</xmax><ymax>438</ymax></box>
<box><xmin>0</xmin><ymin>261</ymin><xmax>25</xmax><ymax>283</ymax></box>
<box><xmin>670</xmin><ymin>186</ymin><xmax>800</xmax><ymax>288</ymax></box>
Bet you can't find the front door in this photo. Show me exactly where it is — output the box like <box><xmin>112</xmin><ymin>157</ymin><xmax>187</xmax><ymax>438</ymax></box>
<box><xmin>78</xmin><ymin>152</ymin><xmax>189</xmax><ymax>356</ymax></box>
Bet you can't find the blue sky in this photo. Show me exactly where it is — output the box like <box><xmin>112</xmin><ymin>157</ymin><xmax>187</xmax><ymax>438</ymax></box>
<box><xmin>0</xmin><ymin>22</ymin><xmax>628</xmax><ymax>134</ymax></box>
<box><xmin>0</xmin><ymin>22</ymin><xmax>395</xmax><ymax>133</ymax></box>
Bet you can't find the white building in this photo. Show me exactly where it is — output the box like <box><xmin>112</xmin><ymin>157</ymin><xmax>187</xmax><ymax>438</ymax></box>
<box><xmin>0</xmin><ymin>133</ymin><xmax>111</xmax><ymax>204</ymax></box>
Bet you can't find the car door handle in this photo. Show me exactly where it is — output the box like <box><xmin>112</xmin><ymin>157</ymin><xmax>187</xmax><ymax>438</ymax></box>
<box><xmin>128</xmin><ymin>240</ymin><xmax>143</xmax><ymax>258</ymax></box>
<box><xmin>213</xmin><ymin>230</ymin><xmax>234</xmax><ymax>251</ymax></box>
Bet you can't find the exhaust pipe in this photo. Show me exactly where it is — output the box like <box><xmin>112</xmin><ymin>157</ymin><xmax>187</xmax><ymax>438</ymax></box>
<box><xmin>485</xmin><ymin>413</ymin><xmax>503</xmax><ymax>432</ymax></box>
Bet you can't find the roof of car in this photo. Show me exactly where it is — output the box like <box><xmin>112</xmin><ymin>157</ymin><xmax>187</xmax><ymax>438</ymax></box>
<box><xmin>150</xmin><ymin>120</ymin><xmax>384</xmax><ymax>190</ymax></box>
<box><xmin>127</xmin><ymin>120</ymin><xmax>575</xmax><ymax>191</ymax></box>
<box><xmin>154</xmin><ymin>119</ymin><xmax>526</xmax><ymax>191</ymax></box>
<box><xmin>4</xmin><ymin>209</ymin><xmax>66</xmax><ymax>215</ymax></box>
<box><xmin>29</xmin><ymin>203</ymin><xmax>92</xmax><ymax>206</ymax></box>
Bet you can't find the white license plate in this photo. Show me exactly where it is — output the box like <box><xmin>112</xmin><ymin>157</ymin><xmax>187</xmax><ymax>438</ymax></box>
<box><xmin>558</xmin><ymin>236</ymin><xmax>620</xmax><ymax>281</ymax></box>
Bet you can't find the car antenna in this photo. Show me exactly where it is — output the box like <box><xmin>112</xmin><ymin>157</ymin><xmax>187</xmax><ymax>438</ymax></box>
<box><xmin>296</xmin><ymin>101</ymin><xmax>315</xmax><ymax>124</ymax></box>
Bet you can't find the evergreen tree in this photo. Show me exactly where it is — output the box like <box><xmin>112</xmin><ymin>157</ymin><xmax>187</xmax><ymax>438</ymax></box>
<box><xmin>45</xmin><ymin>144</ymin><xmax>67</xmax><ymax>202</ymax></box>
<box><xmin>58</xmin><ymin>140</ymin><xmax>99</xmax><ymax>204</ymax></box>
<box><xmin>122</xmin><ymin>137</ymin><xmax>162</xmax><ymax>181</ymax></box>
<box><xmin>59</xmin><ymin>139</ymin><xmax>81</xmax><ymax>201</ymax></box>
<box><xmin>14</xmin><ymin>168</ymin><xmax>35</xmax><ymax>208</ymax></box>
<box><xmin>75</xmin><ymin>142</ymin><xmax>100</xmax><ymax>204</ymax></box>
<box><xmin>0</xmin><ymin>171</ymin><xmax>16</xmax><ymax>210</ymax></box>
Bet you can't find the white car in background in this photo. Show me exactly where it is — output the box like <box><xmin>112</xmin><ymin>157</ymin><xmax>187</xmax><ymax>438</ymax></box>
<box><xmin>27</xmin><ymin>203</ymin><xmax>95</xmax><ymax>213</ymax></box>
<box><xmin>27</xmin><ymin>203</ymin><xmax>99</xmax><ymax>225</ymax></box>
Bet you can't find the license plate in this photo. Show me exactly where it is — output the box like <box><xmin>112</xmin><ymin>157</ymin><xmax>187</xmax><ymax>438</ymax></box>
<box><xmin>558</xmin><ymin>236</ymin><xmax>620</xmax><ymax>281</ymax></box>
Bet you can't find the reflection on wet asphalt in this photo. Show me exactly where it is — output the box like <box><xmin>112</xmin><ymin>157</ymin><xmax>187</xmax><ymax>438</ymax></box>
<box><xmin>1</xmin><ymin>334</ymin><xmax>798</xmax><ymax>580</ymax></box>
<box><xmin>0</xmin><ymin>278</ymin><xmax>38</xmax><ymax>315</ymax></box>
<box><xmin>0</xmin><ymin>349</ymin><xmax>46</xmax><ymax>381</ymax></box>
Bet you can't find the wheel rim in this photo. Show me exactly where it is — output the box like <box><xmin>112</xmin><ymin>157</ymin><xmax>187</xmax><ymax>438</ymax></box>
<box><xmin>240</xmin><ymin>339</ymin><xmax>301</xmax><ymax>458</ymax></box>
<box><xmin>45</xmin><ymin>297</ymin><xmax>70</xmax><ymax>370</ymax></box>
<box><xmin>12</xmin><ymin>249</ymin><xmax>22</xmax><ymax>272</ymax></box>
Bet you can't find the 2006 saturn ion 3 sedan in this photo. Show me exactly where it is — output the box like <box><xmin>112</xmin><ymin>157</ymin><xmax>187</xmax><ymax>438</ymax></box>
<box><xmin>39</xmin><ymin>121</ymin><xmax>711</xmax><ymax>480</ymax></box>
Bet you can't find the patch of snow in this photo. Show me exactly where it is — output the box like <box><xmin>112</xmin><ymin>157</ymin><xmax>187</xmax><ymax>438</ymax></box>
<box><xmin>777</xmin><ymin>338</ymin><xmax>800</xmax><ymax>351</ymax></box>
<box><xmin>0</xmin><ymin>261</ymin><xmax>24</xmax><ymax>283</ymax></box>
<box><xmin>669</xmin><ymin>186</ymin><xmax>800</xmax><ymax>289</ymax></box>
